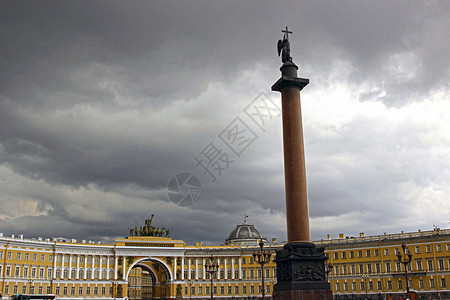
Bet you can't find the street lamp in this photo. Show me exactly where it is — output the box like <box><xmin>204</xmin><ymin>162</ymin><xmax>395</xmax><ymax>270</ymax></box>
<box><xmin>325</xmin><ymin>263</ymin><xmax>333</xmax><ymax>282</ymax></box>
<box><xmin>205</xmin><ymin>256</ymin><xmax>219</xmax><ymax>300</ymax></box>
<box><xmin>252</xmin><ymin>240</ymin><xmax>271</xmax><ymax>300</ymax></box>
<box><xmin>362</xmin><ymin>275</ymin><xmax>369</xmax><ymax>300</ymax></box>
<box><xmin>187</xmin><ymin>280</ymin><xmax>194</xmax><ymax>300</ymax></box>
<box><xmin>28</xmin><ymin>279</ymin><xmax>33</xmax><ymax>294</ymax></box>
<box><xmin>396</xmin><ymin>244</ymin><xmax>413</xmax><ymax>300</ymax></box>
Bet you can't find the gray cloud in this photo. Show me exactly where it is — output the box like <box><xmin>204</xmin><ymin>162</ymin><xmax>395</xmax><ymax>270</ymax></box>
<box><xmin>0</xmin><ymin>0</ymin><xmax>449</xmax><ymax>244</ymax></box>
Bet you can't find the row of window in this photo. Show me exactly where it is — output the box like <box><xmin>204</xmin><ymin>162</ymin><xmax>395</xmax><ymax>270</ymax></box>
<box><xmin>0</xmin><ymin>251</ymin><xmax>116</xmax><ymax>266</ymax></box>
<box><xmin>0</xmin><ymin>252</ymin><xmax>52</xmax><ymax>262</ymax></box>
<box><xmin>332</xmin><ymin>258</ymin><xmax>450</xmax><ymax>275</ymax></box>
<box><xmin>2</xmin><ymin>285</ymin><xmax>113</xmax><ymax>297</ymax></box>
<box><xmin>0</xmin><ymin>265</ymin><xmax>115</xmax><ymax>280</ymax></box>
<box><xmin>182</xmin><ymin>267</ymin><xmax>274</xmax><ymax>279</ymax></box>
<box><xmin>333</xmin><ymin>244</ymin><xmax>450</xmax><ymax>260</ymax></box>
<box><xmin>183</xmin><ymin>284</ymin><xmax>271</xmax><ymax>296</ymax></box>
<box><xmin>184</xmin><ymin>256</ymin><xmax>275</xmax><ymax>266</ymax></box>
<box><xmin>335</xmin><ymin>278</ymin><xmax>447</xmax><ymax>293</ymax></box>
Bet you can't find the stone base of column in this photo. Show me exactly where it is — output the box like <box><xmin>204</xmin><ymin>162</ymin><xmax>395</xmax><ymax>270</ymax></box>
<box><xmin>273</xmin><ymin>242</ymin><xmax>332</xmax><ymax>300</ymax></box>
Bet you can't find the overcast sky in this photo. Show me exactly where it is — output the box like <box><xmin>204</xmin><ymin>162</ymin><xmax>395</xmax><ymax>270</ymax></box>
<box><xmin>1</xmin><ymin>0</ymin><xmax>449</xmax><ymax>245</ymax></box>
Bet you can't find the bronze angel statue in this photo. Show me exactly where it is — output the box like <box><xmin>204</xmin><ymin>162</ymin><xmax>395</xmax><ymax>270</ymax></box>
<box><xmin>277</xmin><ymin>36</ymin><xmax>292</xmax><ymax>63</ymax></box>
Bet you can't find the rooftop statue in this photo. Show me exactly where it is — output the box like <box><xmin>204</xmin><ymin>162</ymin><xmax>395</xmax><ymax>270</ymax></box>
<box><xmin>277</xmin><ymin>26</ymin><xmax>293</xmax><ymax>63</ymax></box>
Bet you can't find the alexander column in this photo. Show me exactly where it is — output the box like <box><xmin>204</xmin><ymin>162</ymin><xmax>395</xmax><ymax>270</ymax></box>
<box><xmin>272</xmin><ymin>27</ymin><xmax>332</xmax><ymax>300</ymax></box>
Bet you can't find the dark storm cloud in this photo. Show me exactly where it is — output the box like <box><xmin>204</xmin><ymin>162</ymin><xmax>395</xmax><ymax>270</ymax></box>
<box><xmin>0</xmin><ymin>0</ymin><xmax>449</xmax><ymax>244</ymax></box>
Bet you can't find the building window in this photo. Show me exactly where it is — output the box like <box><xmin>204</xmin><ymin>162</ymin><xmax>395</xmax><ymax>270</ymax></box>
<box><xmin>369</xmin><ymin>281</ymin><xmax>373</xmax><ymax>290</ymax></box>
<box><xmin>415</xmin><ymin>246</ymin><xmax>420</xmax><ymax>254</ymax></box>
<box><xmin>367</xmin><ymin>263</ymin><xmax>372</xmax><ymax>274</ymax></box>
<box><xmin>63</xmin><ymin>268</ymin><xmax>68</xmax><ymax>278</ymax></box>
<box><xmin>227</xmin><ymin>269</ymin><xmax>232</xmax><ymax>278</ymax></box>
<box><xmin>242</xmin><ymin>286</ymin><xmax>247</xmax><ymax>294</ymax></box>
<box><xmin>334</xmin><ymin>265</ymin><xmax>339</xmax><ymax>275</ymax></box>
<box><xmin>334</xmin><ymin>252</ymin><xmax>339</xmax><ymax>259</ymax></box>
<box><xmin>7</xmin><ymin>252</ymin><xmax>12</xmax><ymax>260</ymax></box>
<box><xmin>206</xmin><ymin>286</ymin><xmax>210</xmax><ymax>295</ymax></box>
<box><xmin>13</xmin><ymin>285</ymin><xmax>18</xmax><ymax>294</ymax></box>
<box><xmin>15</xmin><ymin>266</ymin><xmax>20</xmax><ymax>277</ymax></box>
<box><xmin>86</xmin><ymin>287</ymin><xmax>91</xmax><ymax>295</ymax></box>
<box><xmin>25</xmin><ymin>253</ymin><xmax>29</xmax><ymax>261</ymax></box>
<box><xmin>342</xmin><ymin>265</ymin><xmax>348</xmax><ymax>275</ymax></box>
<box><xmin>352</xmin><ymin>282</ymin><xmax>357</xmax><ymax>291</ymax></box>
<box><xmin>17</xmin><ymin>253</ymin><xmax>22</xmax><ymax>260</ymax></box>
<box><xmin>235</xmin><ymin>286</ymin><xmax>239</xmax><ymax>294</ymax></box>
<box><xmin>377</xmin><ymin>281</ymin><xmax>382</xmax><ymax>290</ymax></box>
<box><xmin>39</xmin><ymin>268</ymin><xmax>44</xmax><ymax>278</ymax></box>
<box><xmin>24</xmin><ymin>267</ymin><xmax>29</xmax><ymax>277</ymax></box>
<box><xmin>441</xmin><ymin>278</ymin><xmax>446</xmax><ymax>288</ymax></box>
<box><xmin>351</xmin><ymin>264</ymin><xmax>356</xmax><ymax>274</ymax></box>
<box><xmin>220</xmin><ymin>286</ymin><xmax>224</xmax><ymax>295</ymax></box>
<box><xmin>409</xmin><ymin>279</ymin><xmax>413</xmax><ymax>289</ymax></box>
<box><xmin>55</xmin><ymin>287</ymin><xmax>60</xmax><ymax>295</ymax></box>
<box><xmin>32</xmin><ymin>254</ymin><xmax>37</xmax><ymax>261</ymax></box>
<box><xmin>396</xmin><ymin>262</ymin><xmax>401</xmax><ymax>271</ymax></box>
<box><xmin>388</xmin><ymin>280</ymin><xmax>392</xmax><ymax>290</ymax></box>
<box><xmin>86</xmin><ymin>268</ymin><xmax>91</xmax><ymax>278</ymax></box>
<box><xmin>5</xmin><ymin>285</ymin><xmax>9</xmax><ymax>295</ymax></box>
<box><xmin>31</xmin><ymin>268</ymin><xmax>36</xmax><ymax>278</ymax></box>
<box><xmin>437</xmin><ymin>244</ymin><xmax>442</xmax><ymax>252</ymax></box>
<box><xmin>375</xmin><ymin>263</ymin><xmax>381</xmax><ymax>273</ymax></box>
<box><xmin>384</xmin><ymin>249</ymin><xmax>389</xmax><ymax>256</ymax></box>
<box><xmin>46</xmin><ymin>286</ymin><xmax>51</xmax><ymax>294</ymax></box>
<box><xmin>94</xmin><ymin>287</ymin><xmax>98</xmax><ymax>295</ymax></box>
<box><xmin>426</xmin><ymin>245</ymin><xmax>431</xmax><ymax>253</ymax></box>
<box><xmin>447</xmin><ymin>244</ymin><xmax>450</xmax><ymax>251</ymax></box>
<box><xmin>242</xmin><ymin>257</ymin><xmax>246</xmax><ymax>264</ymax></box>
<box><xmin>385</xmin><ymin>262</ymin><xmax>391</xmax><ymax>273</ymax></box>
<box><xmin>438</xmin><ymin>259</ymin><xmax>444</xmax><ymax>270</ymax></box>
<box><xmin>417</xmin><ymin>260</ymin><xmax>422</xmax><ymax>270</ymax></box>
<box><xmin>344</xmin><ymin>282</ymin><xmax>348</xmax><ymax>291</ymax></box>
<box><xmin>430</xmin><ymin>279</ymin><xmax>435</xmax><ymax>288</ymax></box>
<box><xmin>366</xmin><ymin>250</ymin><xmax>371</xmax><ymax>257</ymax></box>
<box><xmin>228</xmin><ymin>286</ymin><xmax>231</xmax><ymax>294</ymax></box>
<box><xmin>358</xmin><ymin>251</ymin><xmax>362</xmax><ymax>258</ymax></box>
<box><xmin>79</xmin><ymin>287</ymin><xmax>83</xmax><ymax>295</ymax></box>
<box><xmin>342</xmin><ymin>252</ymin><xmax>347</xmax><ymax>259</ymax></box>
<box><xmin>398</xmin><ymin>280</ymin><xmax>403</xmax><ymax>290</ymax></box>
<box><xmin>419</xmin><ymin>279</ymin><xmax>424</xmax><ymax>289</ymax></box>
<box><xmin>22</xmin><ymin>286</ymin><xmax>27</xmax><ymax>295</ymax></box>
<box><xmin>38</xmin><ymin>286</ymin><xmax>43</xmax><ymax>294</ymax></box>
<box><xmin>359</xmin><ymin>264</ymin><xmax>364</xmax><ymax>274</ymax></box>
<box><xmin>0</xmin><ymin>251</ymin><xmax>3</xmax><ymax>259</ymax></box>
<box><xmin>428</xmin><ymin>260</ymin><xmax>433</xmax><ymax>271</ymax></box>
<box><xmin>336</xmin><ymin>282</ymin><xmax>340</xmax><ymax>292</ymax></box>
<box><xmin>350</xmin><ymin>251</ymin><xmax>354</xmax><ymax>258</ymax></box>
<box><xmin>63</xmin><ymin>287</ymin><xmax>68</xmax><ymax>295</ymax></box>
<box><xmin>41</xmin><ymin>254</ymin><xmax>45</xmax><ymax>261</ymax></box>
<box><xmin>71</xmin><ymin>268</ymin><xmax>76</xmax><ymax>278</ymax></box>
<box><xmin>250</xmin><ymin>285</ymin><xmax>254</xmax><ymax>294</ymax></box>
<box><xmin>6</xmin><ymin>266</ymin><xmax>11</xmax><ymax>276</ymax></box>
<box><xmin>374</xmin><ymin>249</ymin><xmax>379</xmax><ymax>257</ymax></box>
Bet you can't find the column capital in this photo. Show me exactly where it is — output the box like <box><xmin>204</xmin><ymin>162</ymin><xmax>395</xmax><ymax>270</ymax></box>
<box><xmin>272</xmin><ymin>76</ymin><xmax>309</xmax><ymax>92</ymax></box>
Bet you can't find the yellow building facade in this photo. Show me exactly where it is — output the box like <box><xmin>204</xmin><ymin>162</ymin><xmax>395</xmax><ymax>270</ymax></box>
<box><xmin>1</xmin><ymin>226</ymin><xmax>449</xmax><ymax>300</ymax></box>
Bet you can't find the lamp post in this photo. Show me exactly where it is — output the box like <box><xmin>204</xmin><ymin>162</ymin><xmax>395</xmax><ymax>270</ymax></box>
<box><xmin>205</xmin><ymin>256</ymin><xmax>219</xmax><ymax>300</ymax></box>
<box><xmin>187</xmin><ymin>280</ymin><xmax>194</xmax><ymax>300</ymax></box>
<box><xmin>396</xmin><ymin>244</ymin><xmax>412</xmax><ymax>300</ymax></box>
<box><xmin>28</xmin><ymin>279</ymin><xmax>33</xmax><ymax>294</ymax></box>
<box><xmin>252</xmin><ymin>240</ymin><xmax>271</xmax><ymax>300</ymax></box>
<box><xmin>325</xmin><ymin>263</ymin><xmax>333</xmax><ymax>282</ymax></box>
<box><xmin>362</xmin><ymin>275</ymin><xmax>369</xmax><ymax>300</ymax></box>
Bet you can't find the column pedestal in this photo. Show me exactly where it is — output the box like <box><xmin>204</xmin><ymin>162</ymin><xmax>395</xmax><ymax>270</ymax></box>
<box><xmin>273</xmin><ymin>242</ymin><xmax>332</xmax><ymax>300</ymax></box>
